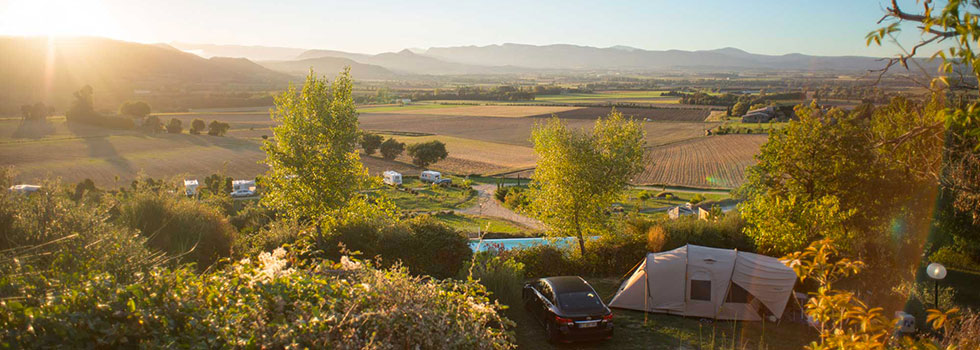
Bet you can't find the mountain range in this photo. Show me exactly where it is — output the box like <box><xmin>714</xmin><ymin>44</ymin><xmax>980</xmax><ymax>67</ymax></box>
<box><xmin>173</xmin><ymin>41</ymin><xmax>914</xmax><ymax>76</ymax></box>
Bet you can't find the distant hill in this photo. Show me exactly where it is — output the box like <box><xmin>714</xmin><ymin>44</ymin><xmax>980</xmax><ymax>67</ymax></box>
<box><xmin>422</xmin><ymin>43</ymin><xmax>923</xmax><ymax>72</ymax></box>
<box><xmin>259</xmin><ymin>57</ymin><xmax>397</xmax><ymax>80</ymax></box>
<box><xmin>298</xmin><ymin>48</ymin><xmax>529</xmax><ymax>75</ymax></box>
<box><xmin>0</xmin><ymin>36</ymin><xmax>292</xmax><ymax>113</ymax></box>
<box><xmin>170</xmin><ymin>42</ymin><xmax>308</xmax><ymax>61</ymax></box>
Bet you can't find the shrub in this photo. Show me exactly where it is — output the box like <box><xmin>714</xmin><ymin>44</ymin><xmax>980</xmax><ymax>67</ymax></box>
<box><xmin>661</xmin><ymin>211</ymin><xmax>752</xmax><ymax>251</ymax></box>
<box><xmin>116</xmin><ymin>188</ymin><xmax>236</xmax><ymax>269</ymax></box>
<box><xmin>407</xmin><ymin>140</ymin><xmax>449</xmax><ymax>167</ymax></box>
<box><xmin>494</xmin><ymin>186</ymin><xmax>510</xmax><ymax>202</ymax></box>
<box><xmin>500</xmin><ymin>245</ymin><xmax>577</xmax><ymax>278</ymax></box>
<box><xmin>503</xmin><ymin>188</ymin><xmax>529</xmax><ymax>211</ymax></box>
<box><xmin>637</xmin><ymin>190</ymin><xmax>652</xmax><ymax>201</ymax></box>
<box><xmin>235</xmin><ymin>219</ymin><xmax>306</xmax><ymax>258</ymax></box>
<box><xmin>0</xmin><ymin>178</ymin><xmax>163</xmax><ymax>300</ymax></box>
<box><xmin>360</xmin><ymin>133</ymin><xmax>384</xmax><ymax>155</ymax></box>
<box><xmin>190</xmin><ymin>118</ymin><xmax>206</xmax><ymax>134</ymax></box>
<box><xmin>380</xmin><ymin>137</ymin><xmax>405</xmax><ymax>160</ymax></box>
<box><xmin>119</xmin><ymin>100</ymin><xmax>151</xmax><ymax>117</ymax></box>
<box><xmin>461</xmin><ymin>253</ymin><xmax>526</xmax><ymax>311</ymax></box>
<box><xmin>312</xmin><ymin>215</ymin><xmax>471</xmax><ymax>279</ymax></box>
<box><xmin>142</xmin><ymin>115</ymin><xmax>163</xmax><ymax>133</ymax></box>
<box><xmin>0</xmin><ymin>249</ymin><xmax>516</xmax><ymax>349</ymax></box>
<box><xmin>929</xmin><ymin>246</ymin><xmax>980</xmax><ymax>272</ymax></box>
<box><xmin>166</xmin><ymin>118</ymin><xmax>182</xmax><ymax>133</ymax></box>
<box><xmin>689</xmin><ymin>193</ymin><xmax>706</xmax><ymax>205</ymax></box>
<box><xmin>582</xmin><ymin>232</ymin><xmax>648</xmax><ymax>276</ymax></box>
<box><xmin>207</xmin><ymin>120</ymin><xmax>230</xmax><ymax>136</ymax></box>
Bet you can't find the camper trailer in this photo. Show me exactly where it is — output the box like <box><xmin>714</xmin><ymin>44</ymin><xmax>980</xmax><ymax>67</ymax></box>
<box><xmin>8</xmin><ymin>184</ymin><xmax>41</xmax><ymax>195</ymax></box>
<box><xmin>420</xmin><ymin>170</ymin><xmax>451</xmax><ymax>184</ymax></box>
<box><xmin>184</xmin><ymin>179</ymin><xmax>199</xmax><ymax>196</ymax></box>
<box><xmin>230</xmin><ymin>180</ymin><xmax>256</xmax><ymax>198</ymax></box>
<box><xmin>382</xmin><ymin>171</ymin><xmax>402</xmax><ymax>186</ymax></box>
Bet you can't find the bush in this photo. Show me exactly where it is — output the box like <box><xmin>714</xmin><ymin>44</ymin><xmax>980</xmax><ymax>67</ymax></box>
<box><xmin>360</xmin><ymin>133</ymin><xmax>383</xmax><ymax>155</ymax></box>
<box><xmin>503</xmin><ymin>188</ymin><xmax>529</xmax><ymax>211</ymax></box>
<box><xmin>637</xmin><ymin>190</ymin><xmax>652</xmax><ymax>201</ymax></box>
<box><xmin>235</xmin><ymin>219</ymin><xmax>306</xmax><ymax>258</ymax></box>
<box><xmin>166</xmin><ymin>118</ymin><xmax>182</xmax><ymax>133</ymax></box>
<box><xmin>380</xmin><ymin>137</ymin><xmax>405</xmax><ymax>160</ymax></box>
<box><xmin>229</xmin><ymin>201</ymin><xmax>276</xmax><ymax>235</ymax></box>
<box><xmin>0</xmin><ymin>249</ymin><xmax>516</xmax><ymax>349</ymax></box>
<box><xmin>461</xmin><ymin>253</ymin><xmax>525</xmax><ymax>310</ymax></box>
<box><xmin>207</xmin><ymin>120</ymin><xmax>230</xmax><ymax>136</ymax></box>
<box><xmin>0</xmin><ymin>177</ymin><xmax>163</xmax><ymax>300</ymax></box>
<box><xmin>142</xmin><ymin>115</ymin><xmax>163</xmax><ymax>133</ymax></box>
<box><xmin>119</xmin><ymin>100</ymin><xmax>151</xmax><ymax>117</ymax></box>
<box><xmin>661</xmin><ymin>211</ymin><xmax>752</xmax><ymax>251</ymax></box>
<box><xmin>190</xmin><ymin>118</ymin><xmax>206</xmax><ymax>134</ymax></box>
<box><xmin>500</xmin><ymin>245</ymin><xmax>578</xmax><ymax>278</ymax></box>
<box><xmin>312</xmin><ymin>215</ymin><xmax>472</xmax><ymax>279</ymax></box>
<box><xmin>494</xmin><ymin>186</ymin><xmax>510</xmax><ymax>202</ymax></box>
<box><xmin>930</xmin><ymin>246</ymin><xmax>980</xmax><ymax>272</ymax></box>
<box><xmin>407</xmin><ymin>140</ymin><xmax>449</xmax><ymax>167</ymax></box>
<box><xmin>689</xmin><ymin>193</ymin><xmax>706</xmax><ymax>205</ymax></box>
<box><xmin>116</xmin><ymin>188</ymin><xmax>236</xmax><ymax>269</ymax></box>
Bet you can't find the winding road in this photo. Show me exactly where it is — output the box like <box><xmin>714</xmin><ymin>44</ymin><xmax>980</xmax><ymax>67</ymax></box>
<box><xmin>459</xmin><ymin>184</ymin><xmax>545</xmax><ymax>231</ymax></box>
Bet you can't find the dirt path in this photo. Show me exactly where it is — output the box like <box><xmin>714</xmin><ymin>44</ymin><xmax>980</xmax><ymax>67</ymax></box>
<box><xmin>459</xmin><ymin>184</ymin><xmax>545</xmax><ymax>231</ymax></box>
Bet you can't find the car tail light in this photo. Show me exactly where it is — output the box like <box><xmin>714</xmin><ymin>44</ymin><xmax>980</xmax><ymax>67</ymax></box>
<box><xmin>554</xmin><ymin>316</ymin><xmax>574</xmax><ymax>325</ymax></box>
<box><xmin>602</xmin><ymin>313</ymin><xmax>613</xmax><ymax>321</ymax></box>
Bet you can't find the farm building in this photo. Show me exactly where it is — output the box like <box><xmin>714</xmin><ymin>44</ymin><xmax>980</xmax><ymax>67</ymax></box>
<box><xmin>383</xmin><ymin>171</ymin><xmax>403</xmax><ymax>186</ymax></box>
<box><xmin>741</xmin><ymin>106</ymin><xmax>796</xmax><ymax>123</ymax></box>
<box><xmin>609</xmin><ymin>245</ymin><xmax>797</xmax><ymax>321</ymax></box>
<box><xmin>668</xmin><ymin>205</ymin><xmax>695</xmax><ymax>219</ymax></box>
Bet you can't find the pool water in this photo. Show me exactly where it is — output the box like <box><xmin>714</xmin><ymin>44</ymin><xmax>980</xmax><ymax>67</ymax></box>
<box><xmin>468</xmin><ymin>237</ymin><xmax>596</xmax><ymax>252</ymax></box>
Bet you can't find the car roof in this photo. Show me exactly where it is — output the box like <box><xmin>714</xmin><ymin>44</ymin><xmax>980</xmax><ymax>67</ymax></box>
<box><xmin>540</xmin><ymin>276</ymin><xmax>593</xmax><ymax>293</ymax></box>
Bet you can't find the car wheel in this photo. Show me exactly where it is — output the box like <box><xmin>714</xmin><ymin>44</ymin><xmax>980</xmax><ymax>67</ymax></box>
<box><xmin>546</xmin><ymin>322</ymin><xmax>561</xmax><ymax>344</ymax></box>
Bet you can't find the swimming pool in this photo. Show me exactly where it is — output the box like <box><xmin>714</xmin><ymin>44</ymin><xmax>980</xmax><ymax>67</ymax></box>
<box><xmin>469</xmin><ymin>237</ymin><xmax>596</xmax><ymax>252</ymax></box>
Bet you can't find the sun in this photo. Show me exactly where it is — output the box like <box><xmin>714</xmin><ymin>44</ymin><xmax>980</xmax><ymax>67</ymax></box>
<box><xmin>0</xmin><ymin>0</ymin><xmax>120</xmax><ymax>38</ymax></box>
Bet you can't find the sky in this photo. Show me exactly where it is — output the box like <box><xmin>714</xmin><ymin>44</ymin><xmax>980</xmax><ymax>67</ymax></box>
<box><xmin>0</xmin><ymin>0</ymin><xmax>944</xmax><ymax>57</ymax></box>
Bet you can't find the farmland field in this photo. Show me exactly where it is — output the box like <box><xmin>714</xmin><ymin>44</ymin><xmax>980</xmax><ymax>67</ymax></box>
<box><xmin>4</xmin><ymin>104</ymin><xmax>765</xmax><ymax>189</ymax></box>
<box><xmin>635</xmin><ymin>135</ymin><xmax>768</xmax><ymax>189</ymax></box>
<box><xmin>534</xmin><ymin>90</ymin><xmax>682</xmax><ymax>105</ymax></box>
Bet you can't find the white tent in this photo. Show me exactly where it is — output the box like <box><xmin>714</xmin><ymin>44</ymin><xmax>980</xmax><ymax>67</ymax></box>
<box><xmin>609</xmin><ymin>244</ymin><xmax>798</xmax><ymax>321</ymax></box>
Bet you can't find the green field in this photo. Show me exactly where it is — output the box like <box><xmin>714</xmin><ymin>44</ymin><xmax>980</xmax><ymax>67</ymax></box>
<box><xmin>431</xmin><ymin>212</ymin><xmax>537</xmax><ymax>237</ymax></box>
<box><xmin>375</xmin><ymin>178</ymin><xmax>478</xmax><ymax>213</ymax></box>
<box><xmin>617</xmin><ymin>189</ymin><xmax>731</xmax><ymax>213</ymax></box>
<box><xmin>535</xmin><ymin>91</ymin><xmax>680</xmax><ymax>104</ymax></box>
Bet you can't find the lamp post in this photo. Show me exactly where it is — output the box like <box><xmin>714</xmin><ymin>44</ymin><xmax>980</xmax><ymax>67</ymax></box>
<box><xmin>926</xmin><ymin>262</ymin><xmax>947</xmax><ymax>309</ymax></box>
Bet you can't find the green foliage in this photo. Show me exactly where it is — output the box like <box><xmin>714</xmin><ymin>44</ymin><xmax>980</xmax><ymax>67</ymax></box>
<box><xmin>503</xmin><ymin>187</ymin><xmax>530</xmax><ymax>211</ymax></box>
<box><xmin>189</xmin><ymin>118</ymin><xmax>206</xmax><ymax>134</ymax></box>
<box><xmin>142</xmin><ymin>115</ymin><xmax>163</xmax><ymax>133</ymax></box>
<box><xmin>0</xmin><ymin>249</ymin><xmax>516</xmax><ymax>349</ymax></box>
<box><xmin>119</xmin><ymin>100</ymin><xmax>151</xmax><ymax>117</ymax></box>
<box><xmin>379</xmin><ymin>137</ymin><xmax>406</xmax><ymax>160</ymax></box>
<box><xmin>166</xmin><ymin>118</ymin><xmax>182</xmax><ymax>134</ymax></box>
<box><xmin>741</xmin><ymin>194</ymin><xmax>854</xmax><ymax>256</ymax></box>
<box><xmin>115</xmin><ymin>186</ymin><xmax>236</xmax><ymax>269</ymax></box>
<box><xmin>731</xmin><ymin>101</ymin><xmax>749</xmax><ymax>116</ymax></box>
<box><xmin>407</xmin><ymin>140</ymin><xmax>449</xmax><ymax>167</ymax></box>
<box><xmin>359</xmin><ymin>132</ymin><xmax>384</xmax><ymax>155</ymax></box>
<box><xmin>261</xmin><ymin>69</ymin><xmax>386</xmax><ymax>223</ymax></box>
<box><xmin>206</xmin><ymin>120</ymin><xmax>230</xmax><ymax>136</ymax></box>
<box><xmin>203</xmin><ymin>173</ymin><xmax>232</xmax><ymax>195</ymax></box>
<box><xmin>494</xmin><ymin>185</ymin><xmax>511</xmax><ymax>202</ymax></box>
<box><xmin>688</xmin><ymin>193</ymin><xmax>705</xmax><ymax>204</ymax></box>
<box><xmin>310</xmin><ymin>215</ymin><xmax>472</xmax><ymax>279</ymax></box>
<box><xmin>930</xmin><ymin>246</ymin><xmax>980</xmax><ymax>272</ymax></box>
<box><xmin>65</xmin><ymin>85</ymin><xmax>134</xmax><ymax>129</ymax></box>
<box><xmin>637</xmin><ymin>190</ymin><xmax>652</xmax><ymax>201</ymax></box>
<box><xmin>234</xmin><ymin>219</ymin><xmax>306</xmax><ymax>258</ymax></box>
<box><xmin>462</xmin><ymin>253</ymin><xmax>526</xmax><ymax>310</ymax></box>
<box><xmin>528</xmin><ymin>109</ymin><xmax>646</xmax><ymax>255</ymax></box>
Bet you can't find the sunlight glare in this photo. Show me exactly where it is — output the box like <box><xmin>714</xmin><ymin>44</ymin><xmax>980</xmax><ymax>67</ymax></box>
<box><xmin>0</xmin><ymin>0</ymin><xmax>119</xmax><ymax>37</ymax></box>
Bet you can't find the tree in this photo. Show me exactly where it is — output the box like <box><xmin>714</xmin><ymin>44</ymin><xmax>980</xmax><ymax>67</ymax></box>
<box><xmin>359</xmin><ymin>133</ymin><xmax>384</xmax><ymax>156</ymax></box>
<box><xmin>261</xmin><ymin>68</ymin><xmax>382</xmax><ymax>222</ymax></box>
<box><xmin>731</xmin><ymin>101</ymin><xmax>749</xmax><ymax>117</ymax></box>
<box><xmin>66</xmin><ymin>85</ymin><xmax>97</xmax><ymax>123</ymax></box>
<box><xmin>379</xmin><ymin>138</ymin><xmax>405</xmax><ymax>160</ymax></box>
<box><xmin>190</xmin><ymin>119</ymin><xmax>206</xmax><ymax>134</ymax></box>
<box><xmin>166</xmin><ymin>118</ymin><xmax>182</xmax><ymax>134</ymax></box>
<box><xmin>142</xmin><ymin>115</ymin><xmax>163</xmax><ymax>133</ymax></box>
<box><xmin>528</xmin><ymin>110</ymin><xmax>646</xmax><ymax>256</ymax></box>
<box><xmin>119</xmin><ymin>101</ymin><xmax>151</xmax><ymax>118</ymax></box>
<box><xmin>406</xmin><ymin>140</ymin><xmax>448</xmax><ymax>168</ymax></box>
<box><xmin>207</xmin><ymin>121</ymin><xmax>230</xmax><ymax>136</ymax></box>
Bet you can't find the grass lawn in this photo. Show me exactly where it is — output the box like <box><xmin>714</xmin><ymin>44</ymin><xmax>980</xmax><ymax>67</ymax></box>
<box><xmin>616</xmin><ymin>189</ymin><xmax>731</xmax><ymax>212</ymax></box>
<box><xmin>375</xmin><ymin>179</ymin><xmax>477</xmax><ymax>213</ymax></box>
<box><xmin>431</xmin><ymin>212</ymin><xmax>537</xmax><ymax>237</ymax></box>
<box><xmin>511</xmin><ymin>278</ymin><xmax>817</xmax><ymax>349</ymax></box>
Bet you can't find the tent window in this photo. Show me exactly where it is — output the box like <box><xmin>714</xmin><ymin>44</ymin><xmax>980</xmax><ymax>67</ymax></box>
<box><xmin>725</xmin><ymin>282</ymin><xmax>750</xmax><ymax>303</ymax></box>
<box><xmin>690</xmin><ymin>280</ymin><xmax>711</xmax><ymax>301</ymax></box>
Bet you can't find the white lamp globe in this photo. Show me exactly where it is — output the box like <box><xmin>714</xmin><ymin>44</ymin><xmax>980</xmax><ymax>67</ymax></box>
<box><xmin>927</xmin><ymin>262</ymin><xmax>947</xmax><ymax>280</ymax></box>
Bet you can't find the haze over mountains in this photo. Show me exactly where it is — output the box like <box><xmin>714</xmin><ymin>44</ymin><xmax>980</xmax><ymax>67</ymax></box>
<box><xmin>173</xmin><ymin>41</ymin><xmax>908</xmax><ymax>76</ymax></box>
<box><xmin>1</xmin><ymin>36</ymin><xmax>916</xmax><ymax>113</ymax></box>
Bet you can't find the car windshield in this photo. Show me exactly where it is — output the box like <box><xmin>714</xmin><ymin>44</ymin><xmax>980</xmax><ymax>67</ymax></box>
<box><xmin>557</xmin><ymin>291</ymin><xmax>604</xmax><ymax>313</ymax></box>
